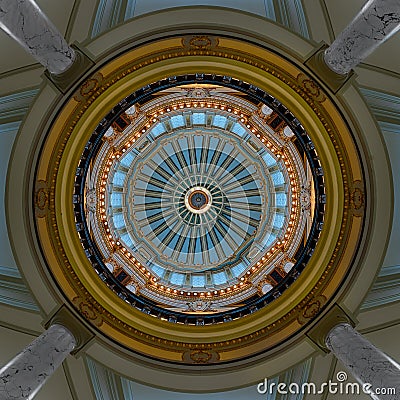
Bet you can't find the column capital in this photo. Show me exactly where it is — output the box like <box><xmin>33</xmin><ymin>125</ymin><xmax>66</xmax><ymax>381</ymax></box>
<box><xmin>305</xmin><ymin>44</ymin><xmax>353</xmax><ymax>94</ymax></box>
<box><xmin>306</xmin><ymin>303</ymin><xmax>355</xmax><ymax>352</ymax></box>
<box><xmin>45</xmin><ymin>305</ymin><xmax>95</xmax><ymax>355</ymax></box>
<box><xmin>45</xmin><ymin>44</ymin><xmax>95</xmax><ymax>93</ymax></box>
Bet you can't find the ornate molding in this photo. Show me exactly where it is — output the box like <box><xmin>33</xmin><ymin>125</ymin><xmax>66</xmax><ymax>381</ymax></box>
<box><xmin>32</xmin><ymin>34</ymin><xmax>366</xmax><ymax>365</ymax></box>
<box><xmin>34</xmin><ymin>180</ymin><xmax>49</xmax><ymax>218</ymax></box>
<box><xmin>182</xmin><ymin>348</ymin><xmax>220</xmax><ymax>364</ymax></box>
<box><xmin>182</xmin><ymin>35</ymin><xmax>219</xmax><ymax>50</ymax></box>
<box><xmin>297</xmin><ymin>294</ymin><xmax>327</xmax><ymax>325</ymax></box>
<box><xmin>297</xmin><ymin>73</ymin><xmax>326</xmax><ymax>103</ymax></box>
<box><xmin>350</xmin><ymin>180</ymin><xmax>365</xmax><ymax>217</ymax></box>
<box><xmin>72</xmin><ymin>296</ymin><xmax>103</xmax><ymax>328</ymax></box>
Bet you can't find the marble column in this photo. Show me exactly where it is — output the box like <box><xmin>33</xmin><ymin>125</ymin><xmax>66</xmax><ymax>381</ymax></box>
<box><xmin>0</xmin><ymin>0</ymin><xmax>75</xmax><ymax>74</ymax></box>
<box><xmin>0</xmin><ymin>324</ymin><xmax>76</xmax><ymax>400</ymax></box>
<box><xmin>324</xmin><ymin>0</ymin><xmax>400</xmax><ymax>74</ymax></box>
<box><xmin>326</xmin><ymin>323</ymin><xmax>400</xmax><ymax>399</ymax></box>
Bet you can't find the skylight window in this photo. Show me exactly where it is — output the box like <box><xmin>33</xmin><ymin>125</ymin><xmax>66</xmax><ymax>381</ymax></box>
<box><xmin>112</xmin><ymin>171</ymin><xmax>126</xmax><ymax>186</ymax></box>
<box><xmin>113</xmin><ymin>213</ymin><xmax>125</xmax><ymax>229</ymax></box>
<box><xmin>170</xmin><ymin>272</ymin><xmax>185</xmax><ymax>285</ymax></box>
<box><xmin>111</xmin><ymin>193</ymin><xmax>122</xmax><ymax>207</ymax></box>
<box><xmin>192</xmin><ymin>275</ymin><xmax>206</xmax><ymax>287</ymax></box>
<box><xmin>231</xmin><ymin>122</ymin><xmax>246</xmax><ymax>137</ymax></box>
<box><xmin>150</xmin><ymin>123</ymin><xmax>166</xmax><ymax>137</ymax></box>
<box><xmin>275</xmin><ymin>193</ymin><xmax>287</xmax><ymax>207</ymax></box>
<box><xmin>271</xmin><ymin>171</ymin><xmax>285</xmax><ymax>185</ymax></box>
<box><xmin>262</xmin><ymin>152</ymin><xmax>277</xmax><ymax>167</ymax></box>
<box><xmin>213</xmin><ymin>271</ymin><xmax>227</xmax><ymax>285</ymax></box>
<box><xmin>170</xmin><ymin>115</ymin><xmax>185</xmax><ymax>128</ymax></box>
<box><xmin>192</xmin><ymin>112</ymin><xmax>206</xmax><ymax>125</ymax></box>
<box><xmin>213</xmin><ymin>115</ymin><xmax>227</xmax><ymax>128</ymax></box>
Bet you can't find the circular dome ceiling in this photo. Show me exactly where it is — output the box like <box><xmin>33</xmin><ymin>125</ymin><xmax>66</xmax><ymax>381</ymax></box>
<box><xmin>75</xmin><ymin>78</ymin><xmax>323</xmax><ymax>324</ymax></box>
<box><xmin>30</xmin><ymin>33</ymin><xmax>367</xmax><ymax>370</ymax></box>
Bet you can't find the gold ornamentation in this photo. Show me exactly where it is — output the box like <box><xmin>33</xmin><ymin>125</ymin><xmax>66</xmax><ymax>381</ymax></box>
<box><xmin>74</xmin><ymin>72</ymin><xmax>104</xmax><ymax>103</ymax></box>
<box><xmin>72</xmin><ymin>296</ymin><xmax>103</xmax><ymax>327</ymax></box>
<box><xmin>297</xmin><ymin>74</ymin><xmax>326</xmax><ymax>103</ymax></box>
<box><xmin>34</xmin><ymin>180</ymin><xmax>49</xmax><ymax>218</ymax></box>
<box><xmin>350</xmin><ymin>180</ymin><xmax>365</xmax><ymax>217</ymax></box>
<box><xmin>297</xmin><ymin>295</ymin><xmax>327</xmax><ymax>325</ymax></box>
<box><xmin>33</xmin><ymin>34</ymin><xmax>365</xmax><ymax>364</ymax></box>
<box><xmin>182</xmin><ymin>348</ymin><xmax>220</xmax><ymax>364</ymax></box>
<box><xmin>182</xmin><ymin>35</ymin><xmax>219</xmax><ymax>50</ymax></box>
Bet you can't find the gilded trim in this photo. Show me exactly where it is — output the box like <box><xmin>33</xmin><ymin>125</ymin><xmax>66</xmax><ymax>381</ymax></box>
<box><xmin>34</xmin><ymin>34</ymin><xmax>365</xmax><ymax>364</ymax></box>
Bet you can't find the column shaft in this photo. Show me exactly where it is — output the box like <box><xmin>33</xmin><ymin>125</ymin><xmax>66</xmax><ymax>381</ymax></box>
<box><xmin>0</xmin><ymin>324</ymin><xmax>76</xmax><ymax>400</ymax></box>
<box><xmin>324</xmin><ymin>0</ymin><xmax>400</xmax><ymax>74</ymax></box>
<box><xmin>0</xmin><ymin>0</ymin><xmax>75</xmax><ymax>74</ymax></box>
<box><xmin>326</xmin><ymin>323</ymin><xmax>400</xmax><ymax>400</ymax></box>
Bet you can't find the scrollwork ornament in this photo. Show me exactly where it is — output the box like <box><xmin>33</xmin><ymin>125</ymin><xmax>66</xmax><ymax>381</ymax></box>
<box><xmin>74</xmin><ymin>72</ymin><xmax>104</xmax><ymax>103</ymax></box>
<box><xmin>185</xmin><ymin>300</ymin><xmax>214</xmax><ymax>312</ymax></box>
<box><xmin>350</xmin><ymin>180</ymin><xmax>365</xmax><ymax>217</ymax></box>
<box><xmin>297</xmin><ymin>295</ymin><xmax>327</xmax><ymax>325</ymax></box>
<box><xmin>297</xmin><ymin>73</ymin><xmax>326</xmax><ymax>103</ymax></box>
<box><xmin>182</xmin><ymin>348</ymin><xmax>220</xmax><ymax>364</ymax></box>
<box><xmin>300</xmin><ymin>184</ymin><xmax>312</xmax><ymax>214</ymax></box>
<box><xmin>34</xmin><ymin>180</ymin><xmax>50</xmax><ymax>218</ymax></box>
<box><xmin>182</xmin><ymin>35</ymin><xmax>219</xmax><ymax>50</ymax></box>
<box><xmin>86</xmin><ymin>188</ymin><xmax>97</xmax><ymax>213</ymax></box>
<box><xmin>72</xmin><ymin>296</ymin><xmax>103</xmax><ymax>327</ymax></box>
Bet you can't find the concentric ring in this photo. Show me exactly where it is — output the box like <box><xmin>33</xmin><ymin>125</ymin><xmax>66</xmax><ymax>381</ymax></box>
<box><xmin>73</xmin><ymin>74</ymin><xmax>324</xmax><ymax>324</ymax></box>
<box><xmin>30</xmin><ymin>31</ymin><xmax>369</xmax><ymax>370</ymax></box>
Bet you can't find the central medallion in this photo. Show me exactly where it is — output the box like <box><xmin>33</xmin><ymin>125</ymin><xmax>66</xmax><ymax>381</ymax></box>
<box><xmin>185</xmin><ymin>187</ymin><xmax>211</xmax><ymax>213</ymax></box>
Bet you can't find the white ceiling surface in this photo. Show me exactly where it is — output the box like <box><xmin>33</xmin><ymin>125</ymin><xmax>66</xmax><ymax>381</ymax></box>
<box><xmin>0</xmin><ymin>1</ymin><xmax>399</xmax><ymax>399</ymax></box>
